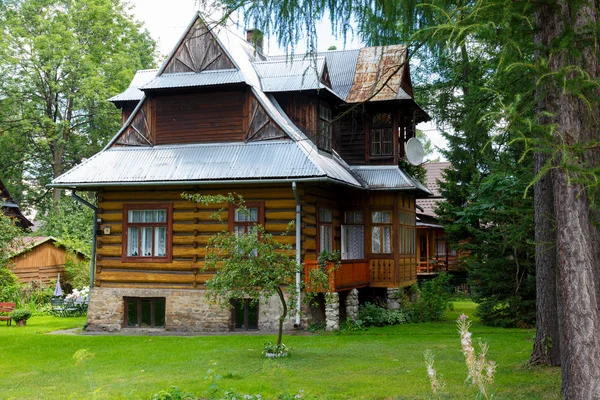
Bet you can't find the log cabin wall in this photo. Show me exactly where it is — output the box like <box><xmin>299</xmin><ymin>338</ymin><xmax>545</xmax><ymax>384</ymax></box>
<box><xmin>274</xmin><ymin>93</ymin><xmax>318</xmax><ymax>140</ymax></box>
<box><xmin>335</xmin><ymin>108</ymin><xmax>367</xmax><ymax>165</ymax></box>
<box><xmin>154</xmin><ymin>89</ymin><xmax>247</xmax><ymax>145</ymax></box>
<box><xmin>95</xmin><ymin>185</ymin><xmax>298</xmax><ymax>289</ymax></box>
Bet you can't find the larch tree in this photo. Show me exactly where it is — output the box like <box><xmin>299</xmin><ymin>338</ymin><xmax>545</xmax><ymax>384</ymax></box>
<box><xmin>0</xmin><ymin>0</ymin><xmax>156</xmax><ymax>207</ymax></box>
<box><xmin>218</xmin><ymin>0</ymin><xmax>600</xmax><ymax>396</ymax></box>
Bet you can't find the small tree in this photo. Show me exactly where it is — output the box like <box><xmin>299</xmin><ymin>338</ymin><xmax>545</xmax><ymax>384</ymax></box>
<box><xmin>183</xmin><ymin>193</ymin><xmax>299</xmax><ymax>349</ymax></box>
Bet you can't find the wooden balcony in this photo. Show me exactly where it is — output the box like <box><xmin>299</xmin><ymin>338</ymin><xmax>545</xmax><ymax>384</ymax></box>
<box><xmin>304</xmin><ymin>260</ymin><xmax>370</xmax><ymax>292</ymax></box>
<box><xmin>369</xmin><ymin>258</ymin><xmax>396</xmax><ymax>287</ymax></box>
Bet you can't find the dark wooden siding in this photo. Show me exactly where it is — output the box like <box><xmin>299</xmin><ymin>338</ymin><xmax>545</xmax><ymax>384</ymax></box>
<box><xmin>336</xmin><ymin>108</ymin><xmax>367</xmax><ymax>165</ymax></box>
<box><xmin>155</xmin><ymin>91</ymin><xmax>246</xmax><ymax>145</ymax></box>
<box><xmin>274</xmin><ymin>93</ymin><xmax>317</xmax><ymax>139</ymax></box>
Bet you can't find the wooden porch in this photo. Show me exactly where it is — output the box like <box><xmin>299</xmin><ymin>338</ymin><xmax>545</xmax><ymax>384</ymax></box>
<box><xmin>303</xmin><ymin>258</ymin><xmax>415</xmax><ymax>291</ymax></box>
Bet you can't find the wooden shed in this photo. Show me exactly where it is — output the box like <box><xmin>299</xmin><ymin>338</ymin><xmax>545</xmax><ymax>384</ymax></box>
<box><xmin>9</xmin><ymin>237</ymin><xmax>85</xmax><ymax>285</ymax></box>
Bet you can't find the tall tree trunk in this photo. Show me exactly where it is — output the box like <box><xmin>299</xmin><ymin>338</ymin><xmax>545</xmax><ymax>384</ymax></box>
<box><xmin>537</xmin><ymin>1</ymin><xmax>600</xmax><ymax>397</ymax></box>
<box><xmin>275</xmin><ymin>286</ymin><xmax>287</xmax><ymax>347</ymax></box>
<box><xmin>530</xmin><ymin>153</ymin><xmax>560</xmax><ymax>366</ymax></box>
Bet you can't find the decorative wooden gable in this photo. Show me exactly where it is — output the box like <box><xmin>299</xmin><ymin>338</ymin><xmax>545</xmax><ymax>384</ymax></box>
<box><xmin>320</xmin><ymin>63</ymin><xmax>332</xmax><ymax>89</ymax></box>
<box><xmin>162</xmin><ymin>18</ymin><xmax>236</xmax><ymax>74</ymax></box>
<box><xmin>245</xmin><ymin>94</ymin><xmax>287</xmax><ymax>141</ymax></box>
<box><xmin>112</xmin><ymin>102</ymin><xmax>153</xmax><ymax>147</ymax></box>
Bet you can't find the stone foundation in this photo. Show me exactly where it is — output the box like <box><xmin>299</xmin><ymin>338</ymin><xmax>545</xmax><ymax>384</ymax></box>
<box><xmin>345</xmin><ymin>289</ymin><xmax>359</xmax><ymax>321</ymax></box>
<box><xmin>86</xmin><ymin>287</ymin><xmax>308</xmax><ymax>333</ymax></box>
<box><xmin>325</xmin><ymin>292</ymin><xmax>340</xmax><ymax>331</ymax></box>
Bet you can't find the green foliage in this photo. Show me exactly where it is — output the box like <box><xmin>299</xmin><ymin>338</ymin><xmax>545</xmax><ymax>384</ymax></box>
<box><xmin>0</xmin><ymin>211</ymin><xmax>22</xmax><ymax>268</ymax></box>
<box><xmin>151</xmin><ymin>386</ymin><xmax>195</xmax><ymax>400</ymax></box>
<box><xmin>0</xmin><ymin>0</ymin><xmax>156</xmax><ymax>209</ymax></box>
<box><xmin>357</xmin><ymin>302</ymin><xmax>411</xmax><ymax>327</ymax></box>
<box><xmin>184</xmin><ymin>192</ymin><xmax>299</xmax><ymax>347</ymax></box>
<box><xmin>63</xmin><ymin>257</ymin><xmax>90</xmax><ymax>289</ymax></box>
<box><xmin>10</xmin><ymin>308</ymin><xmax>31</xmax><ymax>322</ymax></box>
<box><xmin>36</xmin><ymin>196</ymin><xmax>94</xmax><ymax>257</ymax></box>
<box><xmin>411</xmin><ymin>273</ymin><xmax>453</xmax><ymax>323</ymax></box>
<box><xmin>262</xmin><ymin>342</ymin><xmax>289</xmax><ymax>358</ymax></box>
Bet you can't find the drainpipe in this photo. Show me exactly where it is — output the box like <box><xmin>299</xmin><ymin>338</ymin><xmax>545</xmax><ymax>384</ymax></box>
<box><xmin>71</xmin><ymin>191</ymin><xmax>98</xmax><ymax>289</ymax></box>
<box><xmin>292</xmin><ymin>182</ymin><xmax>302</xmax><ymax>327</ymax></box>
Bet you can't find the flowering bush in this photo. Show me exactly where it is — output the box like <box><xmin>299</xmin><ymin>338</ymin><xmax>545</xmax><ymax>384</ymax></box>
<box><xmin>65</xmin><ymin>286</ymin><xmax>90</xmax><ymax>301</ymax></box>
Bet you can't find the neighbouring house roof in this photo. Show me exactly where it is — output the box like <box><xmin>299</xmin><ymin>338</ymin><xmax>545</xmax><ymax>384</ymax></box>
<box><xmin>416</xmin><ymin>162</ymin><xmax>451</xmax><ymax>217</ymax></box>
<box><xmin>10</xmin><ymin>236</ymin><xmax>86</xmax><ymax>258</ymax></box>
<box><xmin>0</xmin><ymin>180</ymin><xmax>33</xmax><ymax>229</ymax></box>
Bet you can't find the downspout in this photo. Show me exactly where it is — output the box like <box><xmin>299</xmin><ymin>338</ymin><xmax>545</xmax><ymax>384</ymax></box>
<box><xmin>71</xmin><ymin>191</ymin><xmax>98</xmax><ymax>289</ymax></box>
<box><xmin>292</xmin><ymin>182</ymin><xmax>302</xmax><ymax>327</ymax></box>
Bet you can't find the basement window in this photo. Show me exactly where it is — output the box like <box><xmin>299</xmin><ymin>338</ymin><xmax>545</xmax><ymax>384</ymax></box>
<box><xmin>231</xmin><ymin>299</ymin><xmax>258</xmax><ymax>330</ymax></box>
<box><xmin>124</xmin><ymin>297</ymin><xmax>166</xmax><ymax>328</ymax></box>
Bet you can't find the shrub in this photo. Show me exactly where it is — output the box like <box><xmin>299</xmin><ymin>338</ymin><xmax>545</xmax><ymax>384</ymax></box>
<box><xmin>151</xmin><ymin>386</ymin><xmax>195</xmax><ymax>400</ymax></box>
<box><xmin>357</xmin><ymin>302</ymin><xmax>411</xmax><ymax>327</ymax></box>
<box><xmin>0</xmin><ymin>267</ymin><xmax>20</xmax><ymax>302</ymax></box>
<box><xmin>10</xmin><ymin>308</ymin><xmax>31</xmax><ymax>322</ymax></box>
<box><xmin>411</xmin><ymin>273</ymin><xmax>452</xmax><ymax>322</ymax></box>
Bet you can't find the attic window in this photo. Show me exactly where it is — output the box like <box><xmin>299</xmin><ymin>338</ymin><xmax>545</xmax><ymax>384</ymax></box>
<box><xmin>318</xmin><ymin>103</ymin><xmax>332</xmax><ymax>151</ymax></box>
<box><xmin>370</xmin><ymin>113</ymin><xmax>393</xmax><ymax>157</ymax></box>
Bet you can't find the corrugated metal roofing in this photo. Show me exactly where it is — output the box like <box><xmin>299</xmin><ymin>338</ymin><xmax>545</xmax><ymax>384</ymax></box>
<box><xmin>108</xmin><ymin>69</ymin><xmax>158</xmax><ymax>102</ymax></box>
<box><xmin>350</xmin><ymin>166</ymin><xmax>431</xmax><ymax>194</ymax></box>
<box><xmin>51</xmin><ymin>141</ymin><xmax>362</xmax><ymax>188</ymax></box>
<box><xmin>142</xmin><ymin>70</ymin><xmax>245</xmax><ymax>90</ymax></box>
<box><xmin>254</xmin><ymin>57</ymin><xmax>326</xmax><ymax>92</ymax></box>
<box><xmin>316</xmin><ymin>49</ymin><xmax>360</xmax><ymax>100</ymax></box>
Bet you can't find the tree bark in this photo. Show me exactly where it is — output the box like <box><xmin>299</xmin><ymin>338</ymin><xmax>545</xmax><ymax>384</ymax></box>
<box><xmin>275</xmin><ymin>286</ymin><xmax>287</xmax><ymax>347</ymax></box>
<box><xmin>530</xmin><ymin>153</ymin><xmax>561</xmax><ymax>366</ymax></box>
<box><xmin>536</xmin><ymin>1</ymin><xmax>600</xmax><ymax>397</ymax></box>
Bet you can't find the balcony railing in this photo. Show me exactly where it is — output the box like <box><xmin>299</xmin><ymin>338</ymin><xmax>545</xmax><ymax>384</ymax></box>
<box><xmin>304</xmin><ymin>259</ymin><xmax>370</xmax><ymax>292</ymax></box>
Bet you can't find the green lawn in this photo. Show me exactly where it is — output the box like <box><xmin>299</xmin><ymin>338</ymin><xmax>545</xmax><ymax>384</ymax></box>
<box><xmin>0</xmin><ymin>302</ymin><xmax>560</xmax><ymax>399</ymax></box>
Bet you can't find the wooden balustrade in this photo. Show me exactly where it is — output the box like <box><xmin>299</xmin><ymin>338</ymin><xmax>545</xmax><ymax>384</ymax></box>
<box><xmin>304</xmin><ymin>260</ymin><xmax>370</xmax><ymax>292</ymax></box>
<box><xmin>369</xmin><ymin>259</ymin><xmax>395</xmax><ymax>285</ymax></box>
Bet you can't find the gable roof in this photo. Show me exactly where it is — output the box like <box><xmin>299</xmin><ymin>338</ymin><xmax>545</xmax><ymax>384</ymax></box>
<box><xmin>53</xmin><ymin>13</ymin><xmax>431</xmax><ymax>197</ymax></box>
<box><xmin>10</xmin><ymin>236</ymin><xmax>86</xmax><ymax>258</ymax></box>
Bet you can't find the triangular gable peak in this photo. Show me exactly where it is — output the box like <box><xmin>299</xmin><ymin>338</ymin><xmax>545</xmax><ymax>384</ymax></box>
<box><xmin>320</xmin><ymin>61</ymin><xmax>332</xmax><ymax>89</ymax></box>
<box><xmin>245</xmin><ymin>92</ymin><xmax>287</xmax><ymax>141</ymax></box>
<box><xmin>108</xmin><ymin>98</ymin><xmax>153</xmax><ymax>148</ymax></box>
<box><xmin>345</xmin><ymin>45</ymin><xmax>412</xmax><ymax>103</ymax></box>
<box><xmin>161</xmin><ymin>16</ymin><xmax>236</xmax><ymax>74</ymax></box>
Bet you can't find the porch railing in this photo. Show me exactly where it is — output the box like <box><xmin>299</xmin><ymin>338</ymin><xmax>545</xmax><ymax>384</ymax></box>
<box><xmin>304</xmin><ymin>260</ymin><xmax>370</xmax><ymax>292</ymax></box>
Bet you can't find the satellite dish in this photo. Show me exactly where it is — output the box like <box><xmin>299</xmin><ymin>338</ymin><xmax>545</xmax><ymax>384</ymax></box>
<box><xmin>405</xmin><ymin>137</ymin><xmax>425</xmax><ymax>166</ymax></box>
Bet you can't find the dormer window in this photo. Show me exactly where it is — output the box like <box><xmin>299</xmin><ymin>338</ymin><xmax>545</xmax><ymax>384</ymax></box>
<box><xmin>318</xmin><ymin>103</ymin><xmax>332</xmax><ymax>151</ymax></box>
<box><xmin>370</xmin><ymin>113</ymin><xmax>393</xmax><ymax>157</ymax></box>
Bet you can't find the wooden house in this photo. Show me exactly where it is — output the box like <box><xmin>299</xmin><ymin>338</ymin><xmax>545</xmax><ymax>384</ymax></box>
<box><xmin>0</xmin><ymin>180</ymin><xmax>32</xmax><ymax>230</ymax></box>
<box><xmin>9</xmin><ymin>237</ymin><xmax>85</xmax><ymax>285</ymax></box>
<box><xmin>50</xmin><ymin>13</ymin><xmax>432</xmax><ymax>332</ymax></box>
<box><xmin>415</xmin><ymin>162</ymin><xmax>458</xmax><ymax>274</ymax></box>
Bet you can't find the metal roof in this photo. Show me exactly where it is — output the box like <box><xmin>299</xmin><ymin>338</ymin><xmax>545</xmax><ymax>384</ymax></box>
<box><xmin>51</xmin><ymin>141</ymin><xmax>362</xmax><ymax>188</ymax></box>
<box><xmin>254</xmin><ymin>57</ymin><xmax>326</xmax><ymax>92</ymax></box>
<box><xmin>350</xmin><ymin>166</ymin><xmax>431</xmax><ymax>195</ymax></box>
<box><xmin>108</xmin><ymin>69</ymin><xmax>158</xmax><ymax>102</ymax></box>
<box><xmin>142</xmin><ymin>70</ymin><xmax>245</xmax><ymax>90</ymax></box>
<box><xmin>316</xmin><ymin>49</ymin><xmax>360</xmax><ymax>100</ymax></box>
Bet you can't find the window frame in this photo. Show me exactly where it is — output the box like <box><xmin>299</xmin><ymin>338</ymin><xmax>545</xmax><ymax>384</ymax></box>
<box><xmin>122</xmin><ymin>203</ymin><xmax>173</xmax><ymax>263</ymax></box>
<box><xmin>317</xmin><ymin>207</ymin><xmax>334</xmax><ymax>254</ymax></box>
<box><xmin>371</xmin><ymin>209</ymin><xmax>393</xmax><ymax>254</ymax></box>
<box><xmin>228</xmin><ymin>202</ymin><xmax>265</xmax><ymax>233</ymax></box>
<box><xmin>231</xmin><ymin>298</ymin><xmax>259</xmax><ymax>331</ymax></box>
<box><xmin>123</xmin><ymin>297</ymin><xmax>166</xmax><ymax>328</ymax></box>
<box><xmin>398</xmin><ymin>209</ymin><xmax>416</xmax><ymax>256</ymax></box>
<box><xmin>341</xmin><ymin>210</ymin><xmax>365</xmax><ymax>261</ymax></box>
<box><xmin>317</xmin><ymin>102</ymin><xmax>333</xmax><ymax>152</ymax></box>
<box><xmin>370</xmin><ymin>113</ymin><xmax>393</xmax><ymax>157</ymax></box>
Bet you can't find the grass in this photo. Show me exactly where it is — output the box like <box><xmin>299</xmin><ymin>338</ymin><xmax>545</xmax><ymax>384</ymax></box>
<box><xmin>0</xmin><ymin>301</ymin><xmax>560</xmax><ymax>399</ymax></box>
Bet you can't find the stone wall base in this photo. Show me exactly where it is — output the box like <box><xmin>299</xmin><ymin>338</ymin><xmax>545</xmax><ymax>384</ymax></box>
<box><xmin>86</xmin><ymin>287</ymin><xmax>309</xmax><ymax>333</ymax></box>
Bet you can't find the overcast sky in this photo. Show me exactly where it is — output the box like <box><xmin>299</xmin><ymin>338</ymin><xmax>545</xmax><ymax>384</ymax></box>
<box><xmin>126</xmin><ymin>0</ymin><xmax>446</xmax><ymax>160</ymax></box>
